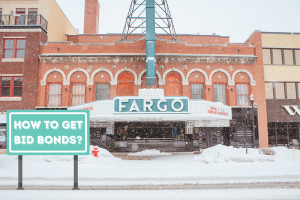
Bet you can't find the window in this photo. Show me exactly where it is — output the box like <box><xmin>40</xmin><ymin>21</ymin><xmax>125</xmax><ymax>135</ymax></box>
<box><xmin>28</xmin><ymin>8</ymin><xmax>38</xmax><ymax>25</ymax></box>
<box><xmin>284</xmin><ymin>50</ymin><xmax>294</xmax><ymax>65</ymax></box>
<box><xmin>213</xmin><ymin>84</ymin><xmax>226</xmax><ymax>105</ymax></box>
<box><xmin>190</xmin><ymin>84</ymin><xmax>203</xmax><ymax>100</ymax></box>
<box><xmin>4</xmin><ymin>39</ymin><xmax>25</xmax><ymax>58</ymax></box>
<box><xmin>236</xmin><ymin>84</ymin><xmax>249</xmax><ymax>106</ymax></box>
<box><xmin>72</xmin><ymin>83</ymin><xmax>85</xmax><ymax>106</ymax></box>
<box><xmin>272</xmin><ymin>49</ymin><xmax>282</xmax><ymax>65</ymax></box>
<box><xmin>263</xmin><ymin>49</ymin><xmax>271</xmax><ymax>64</ymax></box>
<box><xmin>265</xmin><ymin>83</ymin><xmax>273</xmax><ymax>99</ymax></box>
<box><xmin>96</xmin><ymin>84</ymin><xmax>109</xmax><ymax>100</ymax></box>
<box><xmin>296</xmin><ymin>50</ymin><xmax>300</xmax><ymax>65</ymax></box>
<box><xmin>0</xmin><ymin>77</ymin><xmax>23</xmax><ymax>97</ymax></box>
<box><xmin>263</xmin><ymin>48</ymin><xmax>300</xmax><ymax>66</ymax></box>
<box><xmin>48</xmin><ymin>84</ymin><xmax>61</xmax><ymax>106</ymax></box>
<box><xmin>16</xmin><ymin>8</ymin><xmax>26</xmax><ymax>25</ymax></box>
<box><xmin>266</xmin><ymin>82</ymin><xmax>299</xmax><ymax>100</ymax></box>
<box><xmin>275</xmin><ymin>83</ymin><xmax>285</xmax><ymax>99</ymax></box>
<box><xmin>286</xmin><ymin>83</ymin><xmax>296</xmax><ymax>99</ymax></box>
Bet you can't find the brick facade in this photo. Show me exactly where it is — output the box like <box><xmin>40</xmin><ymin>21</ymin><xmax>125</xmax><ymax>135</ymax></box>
<box><xmin>36</xmin><ymin>33</ymin><xmax>269</xmax><ymax>148</ymax></box>
<box><xmin>0</xmin><ymin>28</ymin><xmax>47</xmax><ymax>112</ymax></box>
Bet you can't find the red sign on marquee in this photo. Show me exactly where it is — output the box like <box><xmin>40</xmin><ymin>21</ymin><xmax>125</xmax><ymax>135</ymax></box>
<box><xmin>208</xmin><ymin>106</ymin><xmax>228</xmax><ymax>116</ymax></box>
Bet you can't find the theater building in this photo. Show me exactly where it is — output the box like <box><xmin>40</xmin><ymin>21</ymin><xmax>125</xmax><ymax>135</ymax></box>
<box><xmin>34</xmin><ymin>0</ymin><xmax>269</xmax><ymax>151</ymax></box>
<box><xmin>260</xmin><ymin>32</ymin><xmax>300</xmax><ymax>148</ymax></box>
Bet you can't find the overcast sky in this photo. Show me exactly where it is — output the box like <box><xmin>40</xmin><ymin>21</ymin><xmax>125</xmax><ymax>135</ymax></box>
<box><xmin>56</xmin><ymin>0</ymin><xmax>300</xmax><ymax>43</ymax></box>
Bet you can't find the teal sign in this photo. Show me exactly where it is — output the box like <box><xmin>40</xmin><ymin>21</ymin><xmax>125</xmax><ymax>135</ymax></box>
<box><xmin>114</xmin><ymin>97</ymin><xmax>189</xmax><ymax>114</ymax></box>
<box><xmin>7</xmin><ymin>110</ymin><xmax>90</xmax><ymax>155</ymax></box>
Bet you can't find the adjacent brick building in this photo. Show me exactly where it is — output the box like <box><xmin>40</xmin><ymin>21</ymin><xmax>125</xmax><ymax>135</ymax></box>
<box><xmin>0</xmin><ymin>0</ymin><xmax>77</xmax><ymax>147</ymax></box>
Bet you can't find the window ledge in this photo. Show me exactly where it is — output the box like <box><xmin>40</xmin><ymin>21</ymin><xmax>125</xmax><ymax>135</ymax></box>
<box><xmin>2</xmin><ymin>58</ymin><xmax>24</xmax><ymax>63</ymax></box>
<box><xmin>0</xmin><ymin>97</ymin><xmax>22</xmax><ymax>101</ymax></box>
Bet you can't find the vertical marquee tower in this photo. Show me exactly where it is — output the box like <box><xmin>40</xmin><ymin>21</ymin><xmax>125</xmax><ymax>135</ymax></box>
<box><xmin>122</xmin><ymin>0</ymin><xmax>177</xmax><ymax>85</ymax></box>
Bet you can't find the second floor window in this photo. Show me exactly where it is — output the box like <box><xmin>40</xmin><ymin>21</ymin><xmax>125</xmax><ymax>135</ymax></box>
<box><xmin>236</xmin><ymin>84</ymin><xmax>249</xmax><ymax>106</ymax></box>
<box><xmin>96</xmin><ymin>84</ymin><xmax>109</xmax><ymax>100</ymax></box>
<box><xmin>190</xmin><ymin>83</ymin><xmax>203</xmax><ymax>100</ymax></box>
<box><xmin>214</xmin><ymin>84</ymin><xmax>226</xmax><ymax>105</ymax></box>
<box><xmin>4</xmin><ymin>39</ymin><xmax>25</xmax><ymax>58</ymax></box>
<box><xmin>0</xmin><ymin>77</ymin><xmax>23</xmax><ymax>97</ymax></box>
<box><xmin>48</xmin><ymin>84</ymin><xmax>61</xmax><ymax>106</ymax></box>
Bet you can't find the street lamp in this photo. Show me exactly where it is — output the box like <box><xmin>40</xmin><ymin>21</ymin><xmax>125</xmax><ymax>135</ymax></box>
<box><xmin>250</xmin><ymin>94</ymin><xmax>255</xmax><ymax>148</ymax></box>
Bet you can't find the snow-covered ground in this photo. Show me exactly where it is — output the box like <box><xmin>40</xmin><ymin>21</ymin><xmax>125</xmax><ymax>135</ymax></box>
<box><xmin>0</xmin><ymin>145</ymin><xmax>299</xmax><ymax>199</ymax></box>
<box><xmin>1</xmin><ymin>145</ymin><xmax>299</xmax><ymax>179</ymax></box>
<box><xmin>1</xmin><ymin>189</ymin><xmax>300</xmax><ymax>200</ymax></box>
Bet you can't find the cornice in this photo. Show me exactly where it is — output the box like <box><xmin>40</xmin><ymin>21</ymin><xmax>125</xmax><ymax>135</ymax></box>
<box><xmin>39</xmin><ymin>54</ymin><xmax>257</xmax><ymax>64</ymax></box>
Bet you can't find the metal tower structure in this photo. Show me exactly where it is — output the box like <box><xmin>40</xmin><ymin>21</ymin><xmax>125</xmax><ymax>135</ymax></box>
<box><xmin>121</xmin><ymin>0</ymin><xmax>177</xmax><ymax>41</ymax></box>
<box><xmin>122</xmin><ymin>0</ymin><xmax>177</xmax><ymax>85</ymax></box>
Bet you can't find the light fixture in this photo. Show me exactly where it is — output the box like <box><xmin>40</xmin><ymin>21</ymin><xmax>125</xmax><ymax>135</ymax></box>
<box><xmin>250</xmin><ymin>94</ymin><xmax>254</xmax><ymax>106</ymax></box>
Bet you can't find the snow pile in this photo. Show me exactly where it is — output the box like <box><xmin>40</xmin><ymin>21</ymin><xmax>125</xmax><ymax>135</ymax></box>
<box><xmin>23</xmin><ymin>146</ymin><xmax>121</xmax><ymax>165</ymax></box>
<box><xmin>80</xmin><ymin>145</ymin><xmax>121</xmax><ymax>165</ymax></box>
<box><xmin>193</xmin><ymin>145</ymin><xmax>274</xmax><ymax>164</ymax></box>
<box><xmin>271</xmin><ymin>147</ymin><xmax>300</xmax><ymax>162</ymax></box>
<box><xmin>128</xmin><ymin>149</ymin><xmax>172</xmax><ymax>156</ymax></box>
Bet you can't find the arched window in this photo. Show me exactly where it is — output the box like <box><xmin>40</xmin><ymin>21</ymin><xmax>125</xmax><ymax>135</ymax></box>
<box><xmin>117</xmin><ymin>72</ymin><xmax>135</xmax><ymax>96</ymax></box>
<box><xmin>94</xmin><ymin>71</ymin><xmax>111</xmax><ymax>100</ymax></box>
<box><xmin>165</xmin><ymin>72</ymin><xmax>182</xmax><ymax>96</ymax></box>
<box><xmin>70</xmin><ymin>71</ymin><xmax>87</xmax><ymax>106</ymax></box>
<box><xmin>189</xmin><ymin>71</ymin><xmax>205</xmax><ymax>100</ymax></box>
<box><xmin>46</xmin><ymin>72</ymin><xmax>63</xmax><ymax>106</ymax></box>
<box><xmin>235</xmin><ymin>72</ymin><xmax>251</xmax><ymax>106</ymax></box>
<box><xmin>212</xmin><ymin>72</ymin><xmax>228</xmax><ymax>105</ymax></box>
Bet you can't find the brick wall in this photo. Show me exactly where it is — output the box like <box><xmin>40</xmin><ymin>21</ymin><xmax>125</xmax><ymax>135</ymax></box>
<box><xmin>0</xmin><ymin>28</ymin><xmax>47</xmax><ymax>112</ymax></box>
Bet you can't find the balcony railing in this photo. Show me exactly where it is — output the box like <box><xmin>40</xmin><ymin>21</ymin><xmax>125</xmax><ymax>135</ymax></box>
<box><xmin>0</xmin><ymin>14</ymin><xmax>48</xmax><ymax>31</ymax></box>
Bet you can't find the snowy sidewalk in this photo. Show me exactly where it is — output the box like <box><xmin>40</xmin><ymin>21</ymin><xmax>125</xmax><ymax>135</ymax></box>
<box><xmin>1</xmin><ymin>189</ymin><xmax>300</xmax><ymax>200</ymax></box>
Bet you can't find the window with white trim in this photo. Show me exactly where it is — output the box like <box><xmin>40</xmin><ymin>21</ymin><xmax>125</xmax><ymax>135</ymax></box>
<box><xmin>72</xmin><ymin>83</ymin><xmax>85</xmax><ymax>106</ymax></box>
<box><xmin>236</xmin><ymin>84</ymin><xmax>249</xmax><ymax>106</ymax></box>
<box><xmin>48</xmin><ymin>84</ymin><xmax>62</xmax><ymax>106</ymax></box>
<box><xmin>96</xmin><ymin>84</ymin><xmax>109</xmax><ymax>100</ymax></box>
<box><xmin>190</xmin><ymin>83</ymin><xmax>203</xmax><ymax>100</ymax></box>
<box><xmin>213</xmin><ymin>84</ymin><xmax>226</xmax><ymax>105</ymax></box>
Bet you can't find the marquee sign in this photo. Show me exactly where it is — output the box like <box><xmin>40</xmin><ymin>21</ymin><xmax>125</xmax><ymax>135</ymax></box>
<box><xmin>113</xmin><ymin>97</ymin><xmax>189</xmax><ymax>114</ymax></box>
<box><xmin>6</xmin><ymin>110</ymin><xmax>90</xmax><ymax>155</ymax></box>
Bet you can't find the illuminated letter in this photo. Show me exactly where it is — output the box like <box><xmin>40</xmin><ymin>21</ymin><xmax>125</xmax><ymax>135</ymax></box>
<box><xmin>143</xmin><ymin>99</ymin><xmax>153</xmax><ymax>112</ymax></box>
<box><xmin>171</xmin><ymin>99</ymin><xmax>184</xmax><ymax>112</ymax></box>
<box><xmin>119</xmin><ymin>99</ymin><xmax>128</xmax><ymax>112</ymax></box>
<box><xmin>129</xmin><ymin>100</ymin><xmax>140</xmax><ymax>112</ymax></box>
<box><xmin>157</xmin><ymin>99</ymin><xmax>167</xmax><ymax>112</ymax></box>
